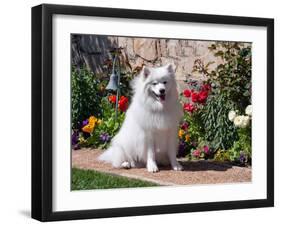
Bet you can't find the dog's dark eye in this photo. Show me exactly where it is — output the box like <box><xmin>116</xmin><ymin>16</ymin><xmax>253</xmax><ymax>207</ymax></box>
<box><xmin>163</xmin><ymin>81</ymin><xmax>167</xmax><ymax>84</ymax></box>
<box><xmin>152</xmin><ymin>82</ymin><xmax>157</xmax><ymax>86</ymax></box>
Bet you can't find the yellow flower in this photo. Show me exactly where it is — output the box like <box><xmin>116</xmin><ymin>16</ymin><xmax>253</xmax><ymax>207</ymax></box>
<box><xmin>178</xmin><ymin>129</ymin><xmax>185</xmax><ymax>138</ymax></box>
<box><xmin>82</xmin><ymin>124</ymin><xmax>95</xmax><ymax>133</ymax></box>
<box><xmin>88</xmin><ymin>116</ymin><xmax>97</xmax><ymax>126</ymax></box>
<box><xmin>97</xmin><ymin>119</ymin><xmax>102</xmax><ymax>125</ymax></box>
<box><xmin>82</xmin><ymin>116</ymin><xmax>99</xmax><ymax>133</ymax></box>
<box><xmin>185</xmin><ymin>134</ymin><xmax>190</xmax><ymax>142</ymax></box>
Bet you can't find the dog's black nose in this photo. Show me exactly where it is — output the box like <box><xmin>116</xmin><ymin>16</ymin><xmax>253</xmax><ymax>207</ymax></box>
<box><xmin>159</xmin><ymin>89</ymin><xmax>165</xmax><ymax>94</ymax></box>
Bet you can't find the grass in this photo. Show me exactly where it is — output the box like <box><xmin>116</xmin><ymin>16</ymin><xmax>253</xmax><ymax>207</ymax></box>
<box><xmin>72</xmin><ymin>168</ymin><xmax>159</xmax><ymax>190</ymax></box>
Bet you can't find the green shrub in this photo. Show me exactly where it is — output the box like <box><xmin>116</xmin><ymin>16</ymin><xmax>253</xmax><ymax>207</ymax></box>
<box><xmin>193</xmin><ymin>42</ymin><xmax>251</xmax><ymax>110</ymax></box>
<box><xmin>228</xmin><ymin>127</ymin><xmax>251</xmax><ymax>165</ymax></box>
<box><xmin>207</xmin><ymin>42</ymin><xmax>252</xmax><ymax>111</ymax></box>
<box><xmin>192</xmin><ymin>42</ymin><xmax>251</xmax><ymax>155</ymax></box>
<box><xmin>201</xmin><ymin>92</ymin><xmax>238</xmax><ymax>150</ymax></box>
<box><xmin>71</xmin><ymin>67</ymin><xmax>103</xmax><ymax>129</ymax></box>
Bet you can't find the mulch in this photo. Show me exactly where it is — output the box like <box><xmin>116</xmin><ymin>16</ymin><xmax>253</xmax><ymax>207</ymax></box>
<box><xmin>72</xmin><ymin>148</ymin><xmax>251</xmax><ymax>186</ymax></box>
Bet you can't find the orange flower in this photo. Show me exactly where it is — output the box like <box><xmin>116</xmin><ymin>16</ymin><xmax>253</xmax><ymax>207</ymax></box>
<box><xmin>88</xmin><ymin>116</ymin><xmax>97</xmax><ymax>126</ymax></box>
<box><xmin>178</xmin><ymin>129</ymin><xmax>185</xmax><ymax>138</ymax></box>
<box><xmin>82</xmin><ymin>124</ymin><xmax>94</xmax><ymax>133</ymax></box>
<box><xmin>82</xmin><ymin>116</ymin><xmax>98</xmax><ymax>133</ymax></box>
<box><xmin>108</xmin><ymin>95</ymin><xmax>116</xmax><ymax>103</ymax></box>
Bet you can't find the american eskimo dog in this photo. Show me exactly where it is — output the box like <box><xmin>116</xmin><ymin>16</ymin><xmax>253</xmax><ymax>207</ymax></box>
<box><xmin>98</xmin><ymin>64</ymin><xmax>183</xmax><ymax>172</ymax></box>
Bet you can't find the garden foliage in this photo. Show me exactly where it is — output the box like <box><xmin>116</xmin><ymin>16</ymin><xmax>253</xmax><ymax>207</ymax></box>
<box><xmin>71</xmin><ymin>42</ymin><xmax>252</xmax><ymax>166</ymax></box>
<box><xmin>179</xmin><ymin>42</ymin><xmax>252</xmax><ymax>164</ymax></box>
<box><xmin>71</xmin><ymin>67</ymin><xmax>103</xmax><ymax>129</ymax></box>
<box><xmin>71</xmin><ymin>50</ymin><xmax>131</xmax><ymax>150</ymax></box>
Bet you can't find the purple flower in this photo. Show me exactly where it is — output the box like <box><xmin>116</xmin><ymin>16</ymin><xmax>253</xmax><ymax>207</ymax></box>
<box><xmin>203</xmin><ymin>145</ymin><xmax>210</xmax><ymax>155</ymax></box>
<box><xmin>71</xmin><ymin>131</ymin><xmax>79</xmax><ymax>145</ymax></box>
<box><xmin>177</xmin><ymin>141</ymin><xmax>186</xmax><ymax>157</ymax></box>
<box><xmin>100</xmin><ymin>133</ymin><xmax>110</xmax><ymax>143</ymax></box>
<box><xmin>239</xmin><ymin>152</ymin><xmax>246</xmax><ymax>164</ymax></box>
<box><xmin>82</xmin><ymin>119</ymin><xmax>89</xmax><ymax>127</ymax></box>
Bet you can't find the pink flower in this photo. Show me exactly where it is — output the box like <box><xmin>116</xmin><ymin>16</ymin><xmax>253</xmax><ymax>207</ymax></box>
<box><xmin>192</xmin><ymin>149</ymin><xmax>201</xmax><ymax>158</ymax></box>
<box><xmin>203</xmin><ymin>145</ymin><xmax>210</xmax><ymax>154</ymax></box>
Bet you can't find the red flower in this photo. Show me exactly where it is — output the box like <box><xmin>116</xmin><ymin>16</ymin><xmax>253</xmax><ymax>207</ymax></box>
<box><xmin>118</xmin><ymin>96</ymin><xmax>129</xmax><ymax>112</ymax></box>
<box><xmin>198</xmin><ymin>90</ymin><xmax>208</xmax><ymax>103</ymax></box>
<box><xmin>183</xmin><ymin>89</ymin><xmax>191</xmax><ymax>98</ymax></box>
<box><xmin>108</xmin><ymin>95</ymin><xmax>116</xmax><ymax>103</ymax></box>
<box><xmin>181</xmin><ymin>122</ymin><xmax>189</xmax><ymax>130</ymax></box>
<box><xmin>191</xmin><ymin>92</ymin><xmax>199</xmax><ymax>103</ymax></box>
<box><xmin>183</xmin><ymin>103</ymin><xmax>196</xmax><ymax>113</ymax></box>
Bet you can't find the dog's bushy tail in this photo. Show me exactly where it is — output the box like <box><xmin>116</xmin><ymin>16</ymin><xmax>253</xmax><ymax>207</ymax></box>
<box><xmin>98</xmin><ymin>146</ymin><xmax>125</xmax><ymax>168</ymax></box>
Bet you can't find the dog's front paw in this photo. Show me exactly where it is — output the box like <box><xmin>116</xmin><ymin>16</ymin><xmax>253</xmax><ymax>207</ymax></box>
<box><xmin>147</xmin><ymin>161</ymin><xmax>159</xmax><ymax>173</ymax></box>
<box><xmin>121</xmin><ymin>161</ymin><xmax>131</xmax><ymax>169</ymax></box>
<box><xmin>172</xmin><ymin>162</ymin><xmax>183</xmax><ymax>171</ymax></box>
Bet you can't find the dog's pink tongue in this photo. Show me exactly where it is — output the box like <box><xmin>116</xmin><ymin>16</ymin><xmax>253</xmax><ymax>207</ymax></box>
<box><xmin>160</xmin><ymin>95</ymin><xmax>165</xmax><ymax>101</ymax></box>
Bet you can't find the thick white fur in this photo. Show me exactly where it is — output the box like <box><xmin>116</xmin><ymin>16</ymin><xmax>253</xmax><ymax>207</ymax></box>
<box><xmin>98</xmin><ymin>64</ymin><xmax>183</xmax><ymax>172</ymax></box>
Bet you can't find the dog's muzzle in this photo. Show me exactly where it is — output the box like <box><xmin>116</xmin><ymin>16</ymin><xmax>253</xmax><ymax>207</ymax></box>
<box><xmin>153</xmin><ymin>91</ymin><xmax>166</xmax><ymax>102</ymax></box>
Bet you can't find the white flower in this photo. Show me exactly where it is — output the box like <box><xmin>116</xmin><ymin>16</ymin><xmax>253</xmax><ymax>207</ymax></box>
<box><xmin>228</xmin><ymin>110</ymin><xmax>236</xmax><ymax>122</ymax></box>
<box><xmin>245</xmin><ymin>105</ymin><xmax>252</xmax><ymax>116</ymax></box>
<box><xmin>233</xmin><ymin>116</ymin><xmax>243</xmax><ymax>127</ymax></box>
<box><xmin>240</xmin><ymin>115</ymin><xmax>250</xmax><ymax>128</ymax></box>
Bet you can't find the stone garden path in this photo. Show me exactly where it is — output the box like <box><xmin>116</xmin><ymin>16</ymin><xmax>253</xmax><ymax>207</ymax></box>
<box><xmin>72</xmin><ymin>148</ymin><xmax>251</xmax><ymax>186</ymax></box>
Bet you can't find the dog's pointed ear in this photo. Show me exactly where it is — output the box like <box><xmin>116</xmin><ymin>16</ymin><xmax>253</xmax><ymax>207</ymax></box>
<box><xmin>166</xmin><ymin>63</ymin><xmax>175</xmax><ymax>74</ymax></box>
<box><xmin>142</xmin><ymin>66</ymin><xmax>150</xmax><ymax>79</ymax></box>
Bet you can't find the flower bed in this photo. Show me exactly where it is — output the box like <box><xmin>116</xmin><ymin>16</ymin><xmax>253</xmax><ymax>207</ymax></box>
<box><xmin>71</xmin><ymin>42</ymin><xmax>252</xmax><ymax>166</ymax></box>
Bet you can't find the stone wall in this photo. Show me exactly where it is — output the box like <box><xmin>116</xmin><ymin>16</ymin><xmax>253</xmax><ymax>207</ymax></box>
<box><xmin>71</xmin><ymin>35</ymin><xmax>223</xmax><ymax>81</ymax></box>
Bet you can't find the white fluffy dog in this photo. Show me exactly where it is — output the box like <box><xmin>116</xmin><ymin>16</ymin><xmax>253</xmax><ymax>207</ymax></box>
<box><xmin>98</xmin><ymin>64</ymin><xmax>183</xmax><ymax>172</ymax></box>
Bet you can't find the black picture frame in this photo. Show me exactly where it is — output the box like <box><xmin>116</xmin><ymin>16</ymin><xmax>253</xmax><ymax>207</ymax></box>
<box><xmin>31</xmin><ymin>3</ymin><xmax>274</xmax><ymax>222</ymax></box>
